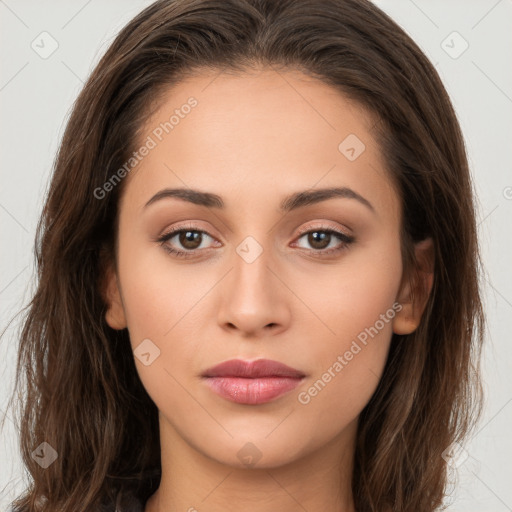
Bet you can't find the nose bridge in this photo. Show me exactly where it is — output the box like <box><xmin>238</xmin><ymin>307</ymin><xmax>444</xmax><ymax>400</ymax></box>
<box><xmin>234</xmin><ymin>236</ymin><xmax>272</xmax><ymax>296</ymax></box>
<box><xmin>217</xmin><ymin>233</ymin><xmax>290</xmax><ymax>335</ymax></box>
<box><xmin>231</xmin><ymin>234</ymin><xmax>278</xmax><ymax>309</ymax></box>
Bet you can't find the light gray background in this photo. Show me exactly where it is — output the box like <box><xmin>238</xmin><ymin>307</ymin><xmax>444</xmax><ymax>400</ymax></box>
<box><xmin>1</xmin><ymin>1</ymin><xmax>511</xmax><ymax>510</ymax></box>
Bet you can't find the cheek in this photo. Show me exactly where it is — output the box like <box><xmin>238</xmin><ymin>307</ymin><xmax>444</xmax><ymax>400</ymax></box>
<box><xmin>114</xmin><ymin>235</ymin><xmax>205</xmax><ymax>387</ymax></box>
<box><xmin>117</xmin><ymin>235</ymin><xmax>206</xmax><ymax>341</ymax></box>
<box><xmin>295</xmin><ymin>238</ymin><xmax>402</xmax><ymax>348</ymax></box>
<box><xmin>292</xmin><ymin>242</ymin><xmax>402</xmax><ymax>419</ymax></box>
<box><xmin>116</xmin><ymin>246</ymin><xmax>210</xmax><ymax>423</ymax></box>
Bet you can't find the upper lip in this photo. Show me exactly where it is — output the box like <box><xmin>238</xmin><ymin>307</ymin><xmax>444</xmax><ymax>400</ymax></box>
<box><xmin>201</xmin><ymin>358</ymin><xmax>306</xmax><ymax>379</ymax></box>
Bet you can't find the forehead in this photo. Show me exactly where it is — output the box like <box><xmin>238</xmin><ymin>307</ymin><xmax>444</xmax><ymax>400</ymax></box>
<box><xmin>122</xmin><ymin>68</ymin><xmax>399</xmax><ymax>222</ymax></box>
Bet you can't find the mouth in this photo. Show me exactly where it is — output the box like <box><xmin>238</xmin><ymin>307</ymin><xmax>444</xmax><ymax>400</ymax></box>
<box><xmin>201</xmin><ymin>358</ymin><xmax>306</xmax><ymax>405</ymax></box>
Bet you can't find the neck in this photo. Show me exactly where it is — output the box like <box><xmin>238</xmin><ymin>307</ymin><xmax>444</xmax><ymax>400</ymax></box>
<box><xmin>144</xmin><ymin>413</ymin><xmax>357</xmax><ymax>512</ymax></box>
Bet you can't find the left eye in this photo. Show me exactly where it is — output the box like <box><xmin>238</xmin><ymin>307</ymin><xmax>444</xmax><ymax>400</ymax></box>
<box><xmin>294</xmin><ymin>229</ymin><xmax>354</xmax><ymax>253</ymax></box>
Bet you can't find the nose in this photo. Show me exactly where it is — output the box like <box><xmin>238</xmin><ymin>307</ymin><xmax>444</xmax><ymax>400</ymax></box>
<box><xmin>217</xmin><ymin>244</ymin><xmax>291</xmax><ymax>338</ymax></box>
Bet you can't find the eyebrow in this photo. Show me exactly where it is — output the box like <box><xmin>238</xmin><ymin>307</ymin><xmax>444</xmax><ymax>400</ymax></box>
<box><xmin>144</xmin><ymin>186</ymin><xmax>375</xmax><ymax>214</ymax></box>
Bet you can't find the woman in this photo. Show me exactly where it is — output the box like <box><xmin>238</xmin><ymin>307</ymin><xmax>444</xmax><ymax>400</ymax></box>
<box><xmin>9</xmin><ymin>0</ymin><xmax>485</xmax><ymax>510</ymax></box>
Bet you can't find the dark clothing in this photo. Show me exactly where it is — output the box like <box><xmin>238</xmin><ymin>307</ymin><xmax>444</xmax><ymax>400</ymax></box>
<box><xmin>109</xmin><ymin>489</ymin><xmax>146</xmax><ymax>512</ymax></box>
<box><xmin>98</xmin><ymin>469</ymin><xmax>160</xmax><ymax>512</ymax></box>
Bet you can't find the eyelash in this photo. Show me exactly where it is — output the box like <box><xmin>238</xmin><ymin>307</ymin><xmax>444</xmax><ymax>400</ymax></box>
<box><xmin>156</xmin><ymin>223</ymin><xmax>355</xmax><ymax>259</ymax></box>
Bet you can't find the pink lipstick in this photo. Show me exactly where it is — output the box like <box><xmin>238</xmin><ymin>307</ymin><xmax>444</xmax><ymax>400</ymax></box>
<box><xmin>201</xmin><ymin>358</ymin><xmax>305</xmax><ymax>405</ymax></box>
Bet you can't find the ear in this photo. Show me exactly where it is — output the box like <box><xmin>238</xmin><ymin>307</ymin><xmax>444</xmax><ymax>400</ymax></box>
<box><xmin>393</xmin><ymin>237</ymin><xmax>435</xmax><ymax>335</ymax></box>
<box><xmin>102</xmin><ymin>261</ymin><xmax>127</xmax><ymax>330</ymax></box>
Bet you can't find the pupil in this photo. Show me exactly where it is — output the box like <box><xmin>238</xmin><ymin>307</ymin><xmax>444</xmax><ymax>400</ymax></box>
<box><xmin>181</xmin><ymin>231</ymin><xmax>201</xmax><ymax>249</ymax></box>
<box><xmin>309</xmin><ymin>231</ymin><xmax>330</xmax><ymax>249</ymax></box>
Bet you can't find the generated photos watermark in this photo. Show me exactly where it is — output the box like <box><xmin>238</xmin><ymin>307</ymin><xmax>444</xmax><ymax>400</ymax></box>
<box><xmin>297</xmin><ymin>301</ymin><xmax>402</xmax><ymax>405</ymax></box>
<box><xmin>94</xmin><ymin>96</ymin><xmax>198</xmax><ymax>200</ymax></box>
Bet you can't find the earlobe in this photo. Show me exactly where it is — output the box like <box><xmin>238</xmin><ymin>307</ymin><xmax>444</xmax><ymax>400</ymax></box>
<box><xmin>392</xmin><ymin>237</ymin><xmax>435</xmax><ymax>335</ymax></box>
<box><xmin>103</xmin><ymin>264</ymin><xmax>127</xmax><ymax>330</ymax></box>
<box><xmin>392</xmin><ymin>302</ymin><xmax>420</xmax><ymax>335</ymax></box>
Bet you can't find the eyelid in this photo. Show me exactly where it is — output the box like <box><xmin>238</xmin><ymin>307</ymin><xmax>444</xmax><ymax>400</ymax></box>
<box><xmin>295</xmin><ymin>221</ymin><xmax>353</xmax><ymax>239</ymax></box>
<box><xmin>158</xmin><ymin>221</ymin><xmax>218</xmax><ymax>240</ymax></box>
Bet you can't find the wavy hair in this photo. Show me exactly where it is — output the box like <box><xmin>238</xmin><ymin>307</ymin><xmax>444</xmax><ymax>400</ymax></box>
<box><xmin>7</xmin><ymin>0</ymin><xmax>485</xmax><ymax>510</ymax></box>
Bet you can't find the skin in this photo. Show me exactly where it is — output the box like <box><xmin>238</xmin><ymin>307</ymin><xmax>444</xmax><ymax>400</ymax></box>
<box><xmin>104</xmin><ymin>67</ymin><xmax>434</xmax><ymax>512</ymax></box>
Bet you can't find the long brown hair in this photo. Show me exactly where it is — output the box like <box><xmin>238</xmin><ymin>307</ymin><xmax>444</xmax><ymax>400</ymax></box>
<box><xmin>7</xmin><ymin>0</ymin><xmax>485</xmax><ymax>510</ymax></box>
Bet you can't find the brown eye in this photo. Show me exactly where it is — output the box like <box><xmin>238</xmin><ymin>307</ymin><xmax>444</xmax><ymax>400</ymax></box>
<box><xmin>306</xmin><ymin>231</ymin><xmax>332</xmax><ymax>250</ymax></box>
<box><xmin>157</xmin><ymin>226</ymin><xmax>218</xmax><ymax>258</ymax></box>
<box><xmin>294</xmin><ymin>227</ymin><xmax>355</xmax><ymax>256</ymax></box>
<box><xmin>178</xmin><ymin>230</ymin><xmax>202</xmax><ymax>250</ymax></box>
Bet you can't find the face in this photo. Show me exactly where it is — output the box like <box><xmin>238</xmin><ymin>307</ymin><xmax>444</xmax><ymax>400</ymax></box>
<box><xmin>104</xmin><ymin>67</ymin><xmax>430</xmax><ymax>469</ymax></box>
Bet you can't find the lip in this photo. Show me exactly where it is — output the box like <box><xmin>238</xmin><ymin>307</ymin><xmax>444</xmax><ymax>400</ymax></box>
<box><xmin>201</xmin><ymin>359</ymin><xmax>306</xmax><ymax>405</ymax></box>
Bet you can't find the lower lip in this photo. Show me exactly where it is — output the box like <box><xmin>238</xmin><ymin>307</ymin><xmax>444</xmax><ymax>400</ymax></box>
<box><xmin>203</xmin><ymin>376</ymin><xmax>304</xmax><ymax>405</ymax></box>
